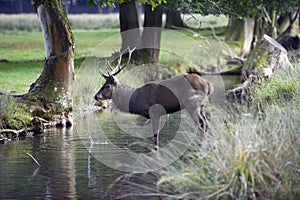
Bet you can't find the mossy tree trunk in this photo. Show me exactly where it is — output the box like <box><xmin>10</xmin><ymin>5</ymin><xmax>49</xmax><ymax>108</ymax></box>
<box><xmin>226</xmin><ymin>12</ymin><xmax>299</xmax><ymax>58</ymax></box>
<box><xmin>0</xmin><ymin>0</ymin><xmax>74</xmax><ymax>134</ymax></box>
<box><xmin>27</xmin><ymin>0</ymin><xmax>75</xmax><ymax>126</ymax></box>
<box><xmin>227</xmin><ymin>34</ymin><xmax>293</xmax><ymax>103</ymax></box>
<box><xmin>225</xmin><ymin>18</ymin><xmax>255</xmax><ymax>57</ymax></box>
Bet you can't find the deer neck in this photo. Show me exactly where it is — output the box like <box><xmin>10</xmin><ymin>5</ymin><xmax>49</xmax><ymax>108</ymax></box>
<box><xmin>112</xmin><ymin>81</ymin><xmax>135</xmax><ymax>112</ymax></box>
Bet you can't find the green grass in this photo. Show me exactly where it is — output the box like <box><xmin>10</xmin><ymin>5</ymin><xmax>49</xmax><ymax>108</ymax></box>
<box><xmin>0</xmin><ymin>28</ymin><xmax>119</xmax><ymax>94</ymax></box>
<box><xmin>74</xmin><ymin>29</ymin><xmax>119</xmax><ymax>58</ymax></box>
<box><xmin>0</xmin><ymin>13</ymin><xmax>120</xmax><ymax>32</ymax></box>
<box><xmin>251</xmin><ymin>64</ymin><xmax>300</xmax><ymax>109</ymax></box>
<box><xmin>0</xmin><ymin>25</ymin><xmax>234</xmax><ymax>94</ymax></box>
<box><xmin>0</xmin><ymin>29</ymin><xmax>119</xmax><ymax>62</ymax></box>
<box><xmin>158</xmin><ymin>98</ymin><xmax>300</xmax><ymax>199</ymax></box>
<box><xmin>157</xmin><ymin>64</ymin><xmax>300</xmax><ymax>199</ymax></box>
<box><xmin>0</xmin><ymin>61</ymin><xmax>43</xmax><ymax>94</ymax></box>
<box><xmin>0</xmin><ymin>31</ymin><xmax>44</xmax><ymax>62</ymax></box>
<box><xmin>182</xmin><ymin>14</ymin><xmax>229</xmax><ymax>29</ymax></box>
<box><xmin>0</xmin><ymin>13</ymin><xmax>227</xmax><ymax>32</ymax></box>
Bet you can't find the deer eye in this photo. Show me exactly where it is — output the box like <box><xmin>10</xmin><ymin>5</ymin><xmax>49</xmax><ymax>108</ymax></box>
<box><xmin>105</xmin><ymin>85</ymin><xmax>110</xmax><ymax>89</ymax></box>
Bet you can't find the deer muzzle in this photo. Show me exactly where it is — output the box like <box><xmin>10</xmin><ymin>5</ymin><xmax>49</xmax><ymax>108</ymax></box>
<box><xmin>94</xmin><ymin>93</ymin><xmax>104</xmax><ymax>101</ymax></box>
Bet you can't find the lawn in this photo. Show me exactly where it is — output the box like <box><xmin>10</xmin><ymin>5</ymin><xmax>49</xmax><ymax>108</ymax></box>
<box><xmin>0</xmin><ymin>28</ymin><xmax>119</xmax><ymax>93</ymax></box>
<box><xmin>0</xmin><ymin>14</ymin><xmax>233</xmax><ymax>94</ymax></box>
<box><xmin>0</xmin><ymin>61</ymin><xmax>42</xmax><ymax>94</ymax></box>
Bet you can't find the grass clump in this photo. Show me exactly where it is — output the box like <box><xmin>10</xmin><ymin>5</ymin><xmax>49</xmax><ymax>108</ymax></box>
<box><xmin>0</xmin><ymin>96</ymin><xmax>32</xmax><ymax>130</ymax></box>
<box><xmin>158</xmin><ymin>65</ymin><xmax>300</xmax><ymax>199</ymax></box>
<box><xmin>158</xmin><ymin>100</ymin><xmax>300</xmax><ymax>199</ymax></box>
<box><xmin>251</xmin><ymin>64</ymin><xmax>300</xmax><ymax>109</ymax></box>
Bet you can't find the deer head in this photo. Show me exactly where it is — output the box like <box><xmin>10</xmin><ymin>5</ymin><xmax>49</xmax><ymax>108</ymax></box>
<box><xmin>94</xmin><ymin>47</ymin><xmax>135</xmax><ymax>101</ymax></box>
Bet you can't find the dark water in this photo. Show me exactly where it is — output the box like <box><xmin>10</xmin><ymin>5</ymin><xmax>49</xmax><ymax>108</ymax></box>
<box><xmin>0</xmin><ymin>114</ymin><xmax>162</xmax><ymax>200</ymax></box>
<box><xmin>0</xmin><ymin>75</ymin><xmax>240</xmax><ymax>199</ymax></box>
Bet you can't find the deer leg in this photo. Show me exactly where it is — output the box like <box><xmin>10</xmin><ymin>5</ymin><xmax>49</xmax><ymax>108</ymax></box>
<box><xmin>151</xmin><ymin>116</ymin><xmax>160</xmax><ymax>146</ymax></box>
<box><xmin>149</xmin><ymin>104</ymin><xmax>163</xmax><ymax>147</ymax></box>
<box><xmin>186</xmin><ymin>106</ymin><xmax>207</xmax><ymax>133</ymax></box>
<box><xmin>199</xmin><ymin>105</ymin><xmax>208</xmax><ymax>132</ymax></box>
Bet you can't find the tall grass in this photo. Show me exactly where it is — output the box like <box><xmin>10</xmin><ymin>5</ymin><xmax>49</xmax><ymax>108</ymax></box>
<box><xmin>158</xmin><ymin>101</ymin><xmax>300</xmax><ymax>199</ymax></box>
<box><xmin>157</xmin><ymin>66</ymin><xmax>300</xmax><ymax>199</ymax></box>
<box><xmin>0</xmin><ymin>14</ymin><xmax>120</xmax><ymax>32</ymax></box>
<box><xmin>251</xmin><ymin>64</ymin><xmax>300</xmax><ymax>110</ymax></box>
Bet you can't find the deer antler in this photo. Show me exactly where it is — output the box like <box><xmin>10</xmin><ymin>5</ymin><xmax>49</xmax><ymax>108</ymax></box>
<box><xmin>110</xmin><ymin>47</ymin><xmax>136</xmax><ymax>76</ymax></box>
<box><xmin>99</xmin><ymin>47</ymin><xmax>136</xmax><ymax>79</ymax></box>
<box><xmin>99</xmin><ymin>68</ymin><xmax>110</xmax><ymax>79</ymax></box>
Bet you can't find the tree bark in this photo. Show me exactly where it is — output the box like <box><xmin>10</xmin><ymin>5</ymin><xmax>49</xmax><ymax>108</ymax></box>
<box><xmin>28</xmin><ymin>0</ymin><xmax>75</xmax><ymax>126</ymax></box>
<box><xmin>225</xmin><ymin>18</ymin><xmax>255</xmax><ymax>57</ymax></box>
<box><xmin>165</xmin><ymin>10</ymin><xmax>184</xmax><ymax>29</ymax></box>
<box><xmin>227</xmin><ymin>34</ymin><xmax>293</xmax><ymax>103</ymax></box>
<box><xmin>139</xmin><ymin>4</ymin><xmax>163</xmax><ymax>64</ymax></box>
<box><xmin>118</xmin><ymin>3</ymin><xmax>163</xmax><ymax>64</ymax></box>
<box><xmin>119</xmin><ymin>0</ymin><xmax>141</xmax><ymax>56</ymax></box>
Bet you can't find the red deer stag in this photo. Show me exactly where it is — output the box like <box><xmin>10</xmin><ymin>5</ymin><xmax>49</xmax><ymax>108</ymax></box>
<box><xmin>94</xmin><ymin>47</ymin><xmax>214</xmax><ymax>147</ymax></box>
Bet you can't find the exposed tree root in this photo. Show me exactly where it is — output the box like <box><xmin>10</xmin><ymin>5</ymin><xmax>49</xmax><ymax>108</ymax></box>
<box><xmin>0</xmin><ymin>93</ymin><xmax>73</xmax><ymax>142</ymax></box>
<box><xmin>227</xmin><ymin>75</ymin><xmax>257</xmax><ymax>104</ymax></box>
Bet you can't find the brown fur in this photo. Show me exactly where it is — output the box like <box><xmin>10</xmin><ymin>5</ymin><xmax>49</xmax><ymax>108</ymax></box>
<box><xmin>184</xmin><ymin>74</ymin><xmax>214</xmax><ymax>96</ymax></box>
<box><xmin>95</xmin><ymin>73</ymin><xmax>214</xmax><ymax>147</ymax></box>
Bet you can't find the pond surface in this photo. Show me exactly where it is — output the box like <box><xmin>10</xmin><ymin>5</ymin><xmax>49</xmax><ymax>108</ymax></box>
<box><xmin>0</xmin><ymin>115</ymin><xmax>162</xmax><ymax>199</ymax></box>
<box><xmin>0</xmin><ymin>75</ymin><xmax>240</xmax><ymax>199</ymax></box>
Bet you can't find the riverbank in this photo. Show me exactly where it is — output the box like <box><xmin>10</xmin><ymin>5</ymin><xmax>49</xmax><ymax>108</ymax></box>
<box><xmin>157</xmin><ymin>64</ymin><xmax>300</xmax><ymax>199</ymax></box>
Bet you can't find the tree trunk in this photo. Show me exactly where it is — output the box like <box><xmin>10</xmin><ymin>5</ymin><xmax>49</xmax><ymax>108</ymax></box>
<box><xmin>28</xmin><ymin>0</ymin><xmax>75</xmax><ymax>126</ymax></box>
<box><xmin>227</xmin><ymin>34</ymin><xmax>293</xmax><ymax>103</ymax></box>
<box><xmin>119</xmin><ymin>0</ymin><xmax>141</xmax><ymax>61</ymax></box>
<box><xmin>225</xmin><ymin>18</ymin><xmax>255</xmax><ymax>57</ymax></box>
<box><xmin>138</xmin><ymin>4</ymin><xmax>163</xmax><ymax>64</ymax></box>
<box><xmin>165</xmin><ymin>10</ymin><xmax>184</xmax><ymax>29</ymax></box>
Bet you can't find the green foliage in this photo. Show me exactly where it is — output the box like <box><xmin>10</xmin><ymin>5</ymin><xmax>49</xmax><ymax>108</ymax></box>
<box><xmin>177</xmin><ymin>0</ymin><xmax>299</xmax><ymax>18</ymax></box>
<box><xmin>89</xmin><ymin>0</ymin><xmax>166</xmax><ymax>9</ymax></box>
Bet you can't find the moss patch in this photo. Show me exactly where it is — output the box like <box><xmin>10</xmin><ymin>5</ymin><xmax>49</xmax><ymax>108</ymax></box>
<box><xmin>0</xmin><ymin>96</ymin><xmax>32</xmax><ymax>129</ymax></box>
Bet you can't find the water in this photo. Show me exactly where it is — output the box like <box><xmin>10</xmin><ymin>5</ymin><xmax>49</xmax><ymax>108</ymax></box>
<box><xmin>0</xmin><ymin>117</ymin><xmax>161</xmax><ymax>199</ymax></box>
<box><xmin>0</xmin><ymin>75</ymin><xmax>240</xmax><ymax>199</ymax></box>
